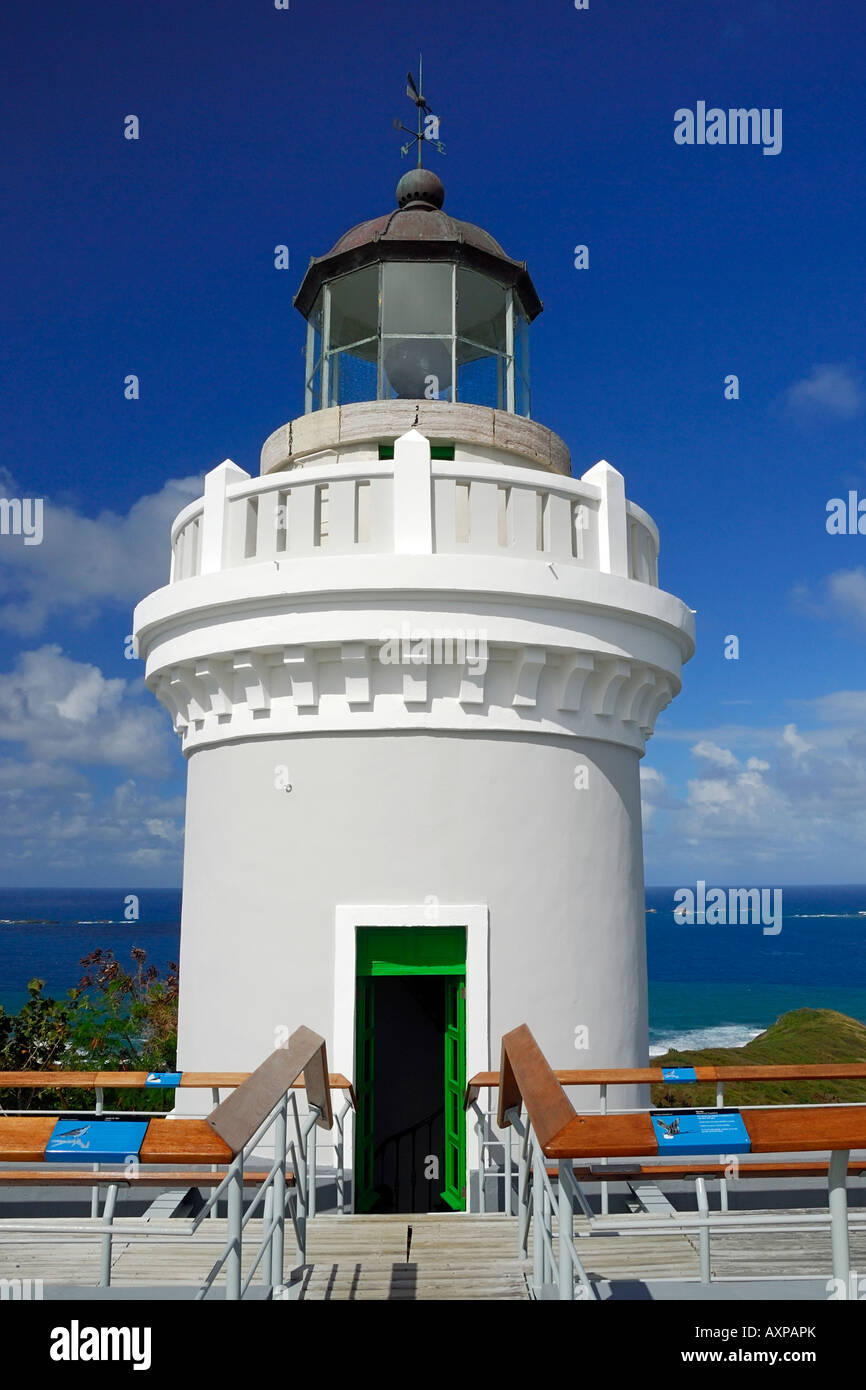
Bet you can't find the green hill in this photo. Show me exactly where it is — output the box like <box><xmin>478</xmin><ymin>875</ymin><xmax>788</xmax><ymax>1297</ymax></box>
<box><xmin>651</xmin><ymin>1008</ymin><xmax>866</xmax><ymax>1108</ymax></box>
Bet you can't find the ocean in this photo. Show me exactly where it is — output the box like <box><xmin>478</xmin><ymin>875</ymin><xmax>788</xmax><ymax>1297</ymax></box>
<box><xmin>1</xmin><ymin>885</ymin><xmax>865</xmax><ymax>1056</ymax></box>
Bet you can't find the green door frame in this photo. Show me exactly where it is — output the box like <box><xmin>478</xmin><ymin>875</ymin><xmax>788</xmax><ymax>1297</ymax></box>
<box><xmin>354</xmin><ymin>926</ymin><xmax>467</xmax><ymax>1212</ymax></box>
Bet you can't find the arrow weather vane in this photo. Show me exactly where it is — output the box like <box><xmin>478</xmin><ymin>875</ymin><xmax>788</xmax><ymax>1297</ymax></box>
<box><xmin>393</xmin><ymin>55</ymin><xmax>446</xmax><ymax>168</ymax></box>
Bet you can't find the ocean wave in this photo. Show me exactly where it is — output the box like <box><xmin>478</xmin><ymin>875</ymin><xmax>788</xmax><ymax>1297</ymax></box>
<box><xmin>649</xmin><ymin>1024</ymin><xmax>764</xmax><ymax>1056</ymax></box>
<box><xmin>0</xmin><ymin>918</ymin><xmax>60</xmax><ymax>926</ymax></box>
<box><xmin>788</xmin><ymin>912</ymin><xmax>866</xmax><ymax>919</ymax></box>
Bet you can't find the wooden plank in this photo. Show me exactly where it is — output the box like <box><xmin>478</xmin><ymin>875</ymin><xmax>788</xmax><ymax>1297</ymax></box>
<box><xmin>0</xmin><ymin>1072</ymin><xmax>100</xmax><ymax>1088</ymax></box>
<box><xmin>545</xmin><ymin>1105</ymin><xmax>866</xmax><ymax>1159</ymax></box>
<box><xmin>468</xmin><ymin>1062</ymin><xmax>866</xmax><ymax>1093</ymax></box>
<box><xmin>0</xmin><ymin>1118</ymin><xmax>57</xmax><ymax>1161</ymax></box>
<box><xmin>567</xmin><ymin>1160</ymin><xmax>866</xmax><ymax>1182</ymax></box>
<box><xmin>179</xmin><ymin>1073</ymin><xmax>249</xmax><ymax>1088</ymax></box>
<box><xmin>139</xmin><ymin>1120</ymin><xmax>233</xmax><ymax>1165</ymax></box>
<box><xmin>0</xmin><ymin>1169</ymin><xmax>294</xmax><ymax>1186</ymax></box>
<box><xmin>0</xmin><ymin>1069</ymin><xmax>354</xmax><ymax>1094</ymax></box>
<box><xmin>745</xmin><ymin>1105</ymin><xmax>866</xmax><ymax>1154</ymax></box>
<box><xmin>548</xmin><ymin>1112</ymin><xmax>657</xmax><ymax>1160</ymax></box>
<box><xmin>713</xmin><ymin>1064</ymin><xmax>866</xmax><ymax>1082</ymax></box>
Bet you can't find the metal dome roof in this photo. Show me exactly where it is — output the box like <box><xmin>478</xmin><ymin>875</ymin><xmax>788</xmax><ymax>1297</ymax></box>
<box><xmin>293</xmin><ymin>175</ymin><xmax>543</xmax><ymax>322</ymax></box>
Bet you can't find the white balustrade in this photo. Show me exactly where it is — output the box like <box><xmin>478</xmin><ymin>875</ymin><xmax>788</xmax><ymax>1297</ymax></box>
<box><xmin>168</xmin><ymin>452</ymin><xmax>659</xmax><ymax>588</ymax></box>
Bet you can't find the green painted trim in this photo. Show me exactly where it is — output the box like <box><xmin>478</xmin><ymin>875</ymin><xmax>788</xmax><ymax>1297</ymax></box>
<box><xmin>441</xmin><ymin>978</ymin><xmax>467</xmax><ymax>1210</ymax></box>
<box><xmin>356</xmin><ymin>926</ymin><xmax>466</xmax><ymax>977</ymax></box>
<box><xmin>378</xmin><ymin>442</ymin><xmax>455</xmax><ymax>461</ymax></box>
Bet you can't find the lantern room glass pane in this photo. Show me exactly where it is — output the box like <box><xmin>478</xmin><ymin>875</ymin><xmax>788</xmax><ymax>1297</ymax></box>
<box><xmin>383</xmin><ymin>338</ymin><xmax>454</xmax><ymax>400</ymax></box>
<box><xmin>457</xmin><ymin>347</ymin><xmax>504</xmax><ymax>410</ymax></box>
<box><xmin>382</xmin><ymin>263</ymin><xmax>452</xmax><ymax>336</ymax></box>
<box><xmin>328</xmin><ymin>266</ymin><xmax>380</xmax><ymax>350</ymax></box>
<box><xmin>456</xmin><ymin>269</ymin><xmax>506</xmax><ymax>353</ymax></box>
<box><xmin>327</xmin><ymin>342</ymin><xmax>378</xmax><ymax>406</ymax></box>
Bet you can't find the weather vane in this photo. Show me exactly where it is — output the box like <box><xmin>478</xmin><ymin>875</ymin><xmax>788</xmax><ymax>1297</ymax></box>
<box><xmin>393</xmin><ymin>55</ymin><xmax>446</xmax><ymax>169</ymax></box>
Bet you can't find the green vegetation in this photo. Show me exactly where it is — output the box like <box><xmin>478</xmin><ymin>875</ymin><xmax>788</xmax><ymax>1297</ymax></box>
<box><xmin>652</xmin><ymin>1008</ymin><xmax>866</xmax><ymax>1109</ymax></box>
<box><xmin>0</xmin><ymin>948</ymin><xmax>178</xmax><ymax>1112</ymax></box>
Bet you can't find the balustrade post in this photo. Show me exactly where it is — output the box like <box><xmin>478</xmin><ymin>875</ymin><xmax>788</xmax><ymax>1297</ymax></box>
<box><xmin>582</xmin><ymin>460</ymin><xmax>627</xmax><ymax>577</ymax></box>
<box><xmin>200</xmin><ymin>459</ymin><xmax>250</xmax><ymax>575</ymax></box>
<box><xmin>393</xmin><ymin>429</ymin><xmax>433</xmax><ymax>554</ymax></box>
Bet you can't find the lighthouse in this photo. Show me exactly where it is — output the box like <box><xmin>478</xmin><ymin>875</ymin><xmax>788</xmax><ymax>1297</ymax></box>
<box><xmin>133</xmin><ymin>123</ymin><xmax>694</xmax><ymax>1212</ymax></box>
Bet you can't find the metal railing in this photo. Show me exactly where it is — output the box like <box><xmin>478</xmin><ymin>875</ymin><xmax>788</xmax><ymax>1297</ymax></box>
<box><xmin>0</xmin><ymin>1028</ymin><xmax>347</xmax><ymax>1299</ymax></box>
<box><xmin>468</xmin><ymin>1059</ymin><xmax>866</xmax><ymax>1218</ymax></box>
<box><xmin>494</xmin><ymin>1025</ymin><xmax>866</xmax><ymax>1301</ymax></box>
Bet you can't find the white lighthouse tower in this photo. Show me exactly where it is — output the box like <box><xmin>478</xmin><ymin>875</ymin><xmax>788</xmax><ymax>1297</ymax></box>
<box><xmin>133</xmin><ymin>154</ymin><xmax>694</xmax><ymax>1212</ymax></box>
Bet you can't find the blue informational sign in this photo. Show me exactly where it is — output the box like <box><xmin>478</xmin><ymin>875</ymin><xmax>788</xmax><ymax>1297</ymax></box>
<box><xmin>145</xmin><ymin>1071</ymin><xmax>182</xmax><ymax>1088</ymax></box>
<box><xmin>650</xmin><ymin>1109</ymin><xmax>751</xmax><ymax>1155</ymax></box>
<box><xmin>45</xmin><ymin>1119</ymin><xmax>149</xmax><ymax>1162</ymax></box>
<box><xmin>661</xmin><ymin>1067</ymin><xmax>698</xmax><ymax>1082</ymax></box>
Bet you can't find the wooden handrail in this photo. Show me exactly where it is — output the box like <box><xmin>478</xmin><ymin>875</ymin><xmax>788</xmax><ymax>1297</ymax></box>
<box><xmin>496</xmin><ymin>1024</ymin><xmax>576</xmax><ymax>1146</ymax></box>
<box><xmin>491</xmin><ymin>1025</ymin><xmax>866</xmax><ymax>1160</ymax></box>
<box><xmin>207</xmin><ymin>1026</ymin><xmax>332</xmax><ymax>1151</ymax></box>
<box><xmin>0</xmin><ymin>1070</ymin><xmax>355</xmax><ymax>1099</ymax></box>
<box><xmin>466</xmin><ymin>1061</ymin><xmax>866</xmax><ymax>1108</ymax></box>
<box><xmin>0</xmin><ymin>1028</ymin><xmax>337</xmax><ymax>1165</ymax></box>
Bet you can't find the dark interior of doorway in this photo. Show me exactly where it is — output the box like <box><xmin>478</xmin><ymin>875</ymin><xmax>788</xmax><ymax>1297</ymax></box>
<box><xmin>369</xmin><ymin>974</ymin><xmax>448</xmax><ymax>1213</ymax></box>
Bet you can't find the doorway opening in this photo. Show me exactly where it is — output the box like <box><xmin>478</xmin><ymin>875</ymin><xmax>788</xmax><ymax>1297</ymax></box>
<box><xmin>354</xmin><ymin>926</ymin><xmax>466</xmax><ymax>1213</ymax></box>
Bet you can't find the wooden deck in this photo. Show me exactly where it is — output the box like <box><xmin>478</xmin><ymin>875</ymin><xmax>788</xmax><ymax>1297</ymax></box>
<box><xmin>3</xmin><ymin>1204</ymin><xmax>864</xmax><ymax>1299</ymax></box>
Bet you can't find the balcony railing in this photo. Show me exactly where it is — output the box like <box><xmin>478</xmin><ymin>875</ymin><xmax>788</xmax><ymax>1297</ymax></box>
<box><xmin>168</xmin><ymin>437</ymin><xmax>660</xmax><ymax>590</ymax></box>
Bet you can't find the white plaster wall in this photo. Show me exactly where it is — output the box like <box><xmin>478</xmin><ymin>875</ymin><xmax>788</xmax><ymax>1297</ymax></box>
<box><xmin>175</xmin><ymin>729</ymin><xmax>648</xmax><ymax>1089</ymax></box>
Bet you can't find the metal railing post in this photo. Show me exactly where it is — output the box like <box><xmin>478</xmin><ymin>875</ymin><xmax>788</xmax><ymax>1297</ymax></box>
<box><xmin>98</xmin><ymin>1182</ymin><xmax>118</xmax><ymax>1287</ymax></box>
<box><xmin>210</xmin><ymin>1087</ymin><xmax>221</xmax><ymax>1218</ymax></box>
<box><xmin>599</xmin><ymin>1083</ymin><xmax>609</xmax><ymax>1216</ymax></box>
<box><xmin>531</xmin><ymin>1139</ymin><xmax>545</xmax><ymax>1294</ymax></box>
<box><xmin>308</xmin><ymin>1112</ymin><xmax>318</xmax><ymax>1218</ymax></box>
<box><xmin>262</xmin><ymin>1186</ymin><xmax>275</xmax><ymax>1287</ymax></box>
<box><xmin>475</xmin><ymin>1109</ymin><xmax>486</xmax><ymax>1214</ymax></box>
<box><xmin>226</xmin><ymin>1150</ymin><xmax>244</xmax><ymax>1300</ymax></box>
<box><xmin>517</xmin><ymin>1117</ymin><xmax>531</xmax><ymax>1258</ymax></box>
<box><xmin>271</xmin><ymin>1094</ymin><xmax>288</xmax><ymax>1287</ymax></box>
<box><xmin>695</xmin><ymin>1176</ymin><xmax>711</xmax><ymax>1284</ymax></box>
<box><xmin>504</xmin><ymin>1118</ymin><xmax>513</xmax><ymax>1217</ymax></box>
<box><xmin>828</xmin><ymin>1148</ymin><xmax>851</xmax><ymax>1285</ymax></box>
<box><xmin>557</xmin><ymin>1160</ymin><xmax>575</xmax><ymax>1301</ymax></box>
<box><xmin>334</xmin><ymin>1104</ymin><xmax>345</xmax><ymax>1215</ymax></box>
<box><xmin>90</xmin><ymin>1085</ymin><xmax>104</xmax><ymax>1218</ymax></box>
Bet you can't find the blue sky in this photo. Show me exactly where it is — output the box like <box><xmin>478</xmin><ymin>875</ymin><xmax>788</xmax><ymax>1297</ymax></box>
<box><xmin>1</xmin><ymin>0</ymin><xmax>865</xmax><ymax>886</ymax></box>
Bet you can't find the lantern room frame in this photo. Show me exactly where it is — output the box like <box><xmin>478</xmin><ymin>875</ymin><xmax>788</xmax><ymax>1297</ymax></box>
<box><xmin>301</xmin><ymin>262</ymin><xmax>532</xmax><ymax>416</ymax></box>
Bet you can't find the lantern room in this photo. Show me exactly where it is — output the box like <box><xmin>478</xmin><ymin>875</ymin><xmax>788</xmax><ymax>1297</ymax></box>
<box><xmin>293</xmin><ymin>167</ymin><xmax>542</xmax><ymax>416</ymax></box>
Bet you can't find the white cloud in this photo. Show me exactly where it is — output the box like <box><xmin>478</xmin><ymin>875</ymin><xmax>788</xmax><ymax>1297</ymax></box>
<box><xmin>0</xmin><ymin>774</ymin><xmax>185</xmax><ymax>877</ymax></box>
<box><xmin>0</xmin><ymin>645</ymin><xmax>177</xmax><ymax>775</ymax></box>
<box><xmin>645</xmin><ymin>707</ymin><xmax>866</xmax><ymax>879</ymax></box>
<box><xmin>0</xmin><ymin>474</ymin><xmax>202</xmax><ymax>635</ymax></box>
<box><xmin>781</xmin><ymin>724</ymin><xmax>812</xmax><ymax>759</ymax></box>
<box><xmin>692</xmin><ymin>740</ymin><xmax>739</xmax><ymax>768</ymax></box>
<box><xmin>826</xmin><ymin>568</ymin><xmax>866</xmax><ymax>625</ymax></box>
<box><xmin>781</xmin><ymin>364</ymin><xmax>866</xmax><ymax>420</ymax></box>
